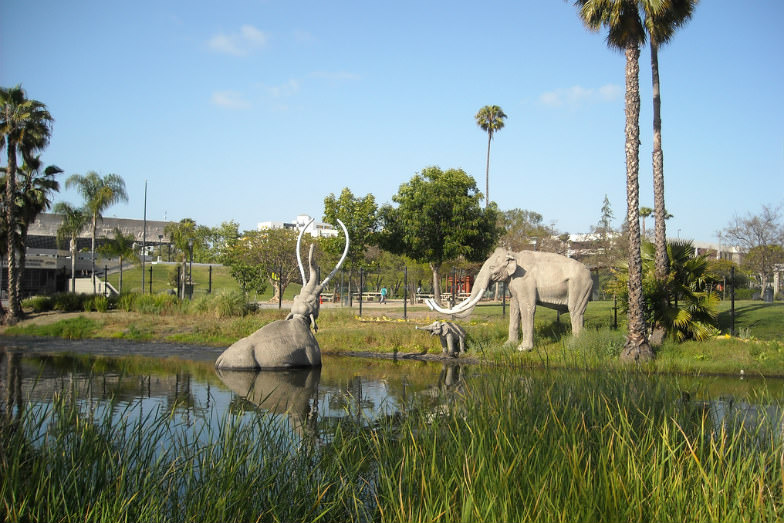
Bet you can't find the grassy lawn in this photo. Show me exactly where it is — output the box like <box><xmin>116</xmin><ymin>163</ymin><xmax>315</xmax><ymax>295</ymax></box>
<box><xmin>107</xmin><ymin>263</ymin><xmax>302</xmax><ymax>300</ymax></box>
<box><xmin>2</xmin><ymin>297</ymin><xmax>782</xmax><ymax>377</ymax></box>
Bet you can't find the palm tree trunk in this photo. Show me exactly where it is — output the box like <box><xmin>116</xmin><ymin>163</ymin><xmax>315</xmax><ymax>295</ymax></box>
<box><xmin>15</xmin><ymin>232</ymin><xmax>27</xmax><ymax>304</ymax></box>
<box><xmin>620</xmin><ymin>43</ymin><xmax>653</xmax><ymax>362</ymax></box>
<box><xmin>485</xmin><ymin>132</ymin><xmax>492</xmax><ymax>208</ymax></box>
<box><xmin>651</xmin><ymin>39</ymin><xmax>668</xmax><ymax>280</ymax></box>
<box><xmin>5</xmin><ymin>140</ymin><xmax>21</xmax><ymax>322</ymax></box>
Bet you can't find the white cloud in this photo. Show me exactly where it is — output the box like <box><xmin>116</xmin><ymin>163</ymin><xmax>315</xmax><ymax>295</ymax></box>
<box><xmin>265</xmin><ymin>79</ymin><xmax>300</xmax><ymax>98</ymax></box>
<box><xmin>539</xmin><ymin>83</ymin><xmax>621</xmax><ymax>108</ymax></box>
<box><xmin>208</xmin><ymin>25</ymin><xmax>268</xmax><ymax>56</ymax></box>
<box><xmin>211</xmin><ymin>90</ymin><xmax>252</xmax><ymax>109</ymax></box>
<box><xmin>598</xmin><ymin>83</ymin><xmax>622</xmax><ymax>101</ymax></box>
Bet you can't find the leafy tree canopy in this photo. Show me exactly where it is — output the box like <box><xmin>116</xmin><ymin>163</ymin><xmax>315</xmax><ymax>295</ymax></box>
<box><xmin>222</xmin><ymin>227</ymin><xmax>302</xmax><ymax>297</ymax></box>
<box><xmin>322</xmin><ymin>187</ymin><xmax>378</xmax><ymax>269</ymax></box>
<box><xmin>379</xmin><ymin>166</ymin><xmax>500</xmax><ymax>267</ymax></box>
<box><xmin>721</xmin><ymin>203</ymin><xmax>784</xmax><ymax>288</ymax></box>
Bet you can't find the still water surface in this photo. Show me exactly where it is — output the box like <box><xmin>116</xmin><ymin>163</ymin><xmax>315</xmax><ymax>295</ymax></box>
<box><xmin>2</xmin><ymin>345</ymin><xmax>783</xmax><ymax>445</ymax></box>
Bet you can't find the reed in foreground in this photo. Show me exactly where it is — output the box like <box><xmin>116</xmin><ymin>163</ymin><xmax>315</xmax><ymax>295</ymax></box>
<box><xmin>0</xmin><ymin>394</ymin><xmax>372</xmax><ymax>522</ymax></box>
<box><xmin>366</xmin><ymin>369</ymin><xmax>784</xmax><ymax>523</ymax></box>
<box><xmin>2</xmin><ymin>368</ymin><xmax>782</xmax><ymax>522</ymax></box>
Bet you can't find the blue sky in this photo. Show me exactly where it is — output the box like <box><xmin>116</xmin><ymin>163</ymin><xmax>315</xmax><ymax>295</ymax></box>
<box><xmin>2</xmin><ymin>0</ymin><xmax>782</xmax><ymax>244</ymax></box>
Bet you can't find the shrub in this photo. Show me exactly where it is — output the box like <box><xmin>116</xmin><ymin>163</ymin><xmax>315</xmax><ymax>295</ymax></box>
<box><xmin>132</xmin><ymin>293</ymin><xmax>180</xmax><ymax>315</ymax></box>
<box><xmin>23</xmin><ymin>295</ymin><xmax>55</xmax><ymax>313</ymax></box>
<box><xmin>732</xmin><ymin>288</ymin><xmax>755</xmax><ymax>300</ymax></box>
<box><xmin>93</xmin><ymin>295</ymin><xmax>109</xmax><ymax>313</ymax></box>
<box><xmin>117</xmin><ymin>292</ymin><xmax>137</xmax><ymax>312</ymax></box>
<box><xmin>213</xmin><ymin>291</ymin><xmax>255</xmax><ymax>319</ymax></box>
<box><xmin>52</xmin><ymin>293</ymin><xmax>90</xmax><ymax>312</ymax></box>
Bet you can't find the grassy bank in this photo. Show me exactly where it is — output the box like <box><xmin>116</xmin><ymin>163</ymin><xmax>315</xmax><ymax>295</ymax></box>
<box><xmin>2</xmin><ymin>365</ymin><xmax>781</xmax><ymax>522</ymax></box>
<box><xmin>2</xmin><ymin>299</ymin><xmax>783</xmax><ymax>377</ymax></box>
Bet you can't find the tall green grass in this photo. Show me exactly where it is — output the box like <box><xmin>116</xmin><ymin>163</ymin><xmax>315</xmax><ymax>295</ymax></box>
<box><xmin>3</xmin><ymin>368</ymin><xmax>781</xmax><ymax>522</ymax></box>
<box><xmin>1</xmin><ymin>394</ymin><xmax>373</xmax><ymax>522</ymax></box>
<box><xmin>367</xmin><ymin>369</ymin><xmax>784</xmax><ymax>522</ymax></box>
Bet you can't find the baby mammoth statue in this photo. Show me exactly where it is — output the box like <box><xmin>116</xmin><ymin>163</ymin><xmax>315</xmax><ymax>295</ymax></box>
<box><xmin>416</xmin><ymin>321</ymin><xmax>467</xmax><ymax>357</ymax></box>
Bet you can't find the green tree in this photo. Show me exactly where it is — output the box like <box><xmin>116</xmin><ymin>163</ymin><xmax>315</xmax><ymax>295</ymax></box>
<box><xmin>721</xmin><ymin>204</ymin><xmax>784</xmax><ymax>294</ymax></box>
<box><xmin>379</xmin><ymin>166</ymin><xmax>500</xmax><ymax>306</ymax></box>
<box><xmin>587</xmin><ymin>195</ymin><xmax>624</xmax><ymax>277</ymax></box>
<box><xmin>639</xmin><ymin>206</ymin><xmax>653</xmax><ymax>239</ymax></box>
<box><xmin>642</xmin><ymin>0</ymin><xmax>697</xmax><ymax>280</ymax></box>
<box><xmin>53</xmin><ymin>202</ymin><xmax>89</xmax><ymax>293</ymax></box>
<box><xmin>223</xmin><ymin>228</ymin><xmax>300</xmax><ymax>301</ymax></box>
<box><xmin>1</xmin><ymin>85</ymin><xmax>54</xmax><ymax>321</ymax></box>
<box><xmin>475</xmin><ymin>105</ymin><xmax>507</xmax><ymax>208</ymax></box>
<box><xmin>6</xmin><ymin>156</ymin><xmax>61</xmax><ymax>301</ymax></box>
<box><xmin>97</xmin><ymin>227</ymin><xmax>135</xmax><ymax>293</ymax></box>
<box><xmin>576</xmin><ymin>0</ymin><xmax>653</xmax><ymax>362</ymax></box>
<box><xmin>205</xmin><ymin>220</ymin><xmax>240</xmax><ymax>264</ymax></box>
<box><xmin>609</xmin><ymin>240</ymin><xmax>719</xmax><ymax>342</ymax></box>
<box><xmin>164</xmin><ymin>218</ymin><xmax>198</xmax><ymax>297</ymax></box>
<box><xmin>323</xmin><ymin>188</ymin><xmax>379</xmax><ymax>301</ymax></box>
<box><xmin>497</xmin><ymin>209</ymin><xmax>549</xmax><ymax>252</ymax></box>
<box><xmin>65</xmin><ymin>171</ymin><xmax>128</xmax><ymax>294</ymax></box>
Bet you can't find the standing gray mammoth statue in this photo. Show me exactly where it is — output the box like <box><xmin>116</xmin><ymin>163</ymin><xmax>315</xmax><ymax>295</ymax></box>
<box><xmin>215</xmin><ymin>219</ymin><xmax>349</xmax><ymax>369</ymax></box>
<box><xmin>416</xmin><ymin>321</ymin><xmax>467</xmax><ymax>356</ymax></box>
<box><xmin>426</xmin><ymin>247</ymin><xmax>592</xmax><ymax>351</ymax></box>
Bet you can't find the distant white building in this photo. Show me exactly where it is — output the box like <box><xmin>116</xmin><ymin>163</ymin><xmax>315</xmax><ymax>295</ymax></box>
<box><xmin>257</xmin><ymin>215</ymin><xmax>338</xmax><ymax>238</ymax></box>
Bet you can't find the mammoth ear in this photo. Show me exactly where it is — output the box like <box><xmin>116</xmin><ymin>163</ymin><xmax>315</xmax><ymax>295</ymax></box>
<box><xmin>505</xmin><ymin>254</ymin><xmax>518</xmax><ymax>278</ymax></box>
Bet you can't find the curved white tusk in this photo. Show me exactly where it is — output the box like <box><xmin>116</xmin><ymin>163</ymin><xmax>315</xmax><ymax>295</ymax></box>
<box><xmin>320</xmin><ymin>219</ymin><xmax>350</xmax><ymax>287</ymax></box>
<box><xmin>296</xmin><ymin>218</ymin><xmax>316</xmax><ymax>285</ymax></box>
<box><xmin>426</xmin><ymin>291</ymin><xmax>484</xmax><ymax>315</ymax></box>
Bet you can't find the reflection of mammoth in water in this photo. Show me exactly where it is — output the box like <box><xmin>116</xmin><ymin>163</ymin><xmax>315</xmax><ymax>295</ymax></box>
<box><xmin>438</xmin><ymin>363</ymin><xmax>464</xmax><ymax>390</ymax></box>
<box><xmin>215</xmin><ymin>368</ymin><xmax>320</xmax><ymax>438</ymax></box>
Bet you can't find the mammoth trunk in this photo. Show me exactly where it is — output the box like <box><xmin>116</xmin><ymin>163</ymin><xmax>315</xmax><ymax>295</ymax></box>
<box><xmin>460</xmin><ymin>270</ymin><xmax>491</xmax><ymax>313</ymax></box>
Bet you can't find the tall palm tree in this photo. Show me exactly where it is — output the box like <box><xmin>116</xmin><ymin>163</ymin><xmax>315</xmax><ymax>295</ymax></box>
<box><xmin>15</xmin><ymin>156</ymin><xmax>61</xmax><ymax>300</ymax></box>
<box><xmin>53</xmin><ymin>202</ymin><xmax>89</xmax><ymax>293</ymax></box>
<box><xmin>1</xmin><ymin>85</ymin><xmax>53</xmax><ymax>321</ymax></box>
<box><xmin>576</xmin><ymin>0</ymin><xmax>653</xmax><ymax>361</ymax></box>
<box><xmin>641</xmin><ymin>0</ymin><xmax>696</xmax><ymax>280</ymax></box>
<box><xmin>97</xmin><ymin>227</ymin><xmax>135</xmax><ymax>294</ymax></box>
<box><xmin>65</xmin><ymin>171</ymin><xmax>128</xmax><ymax>293</ymax></box>
<box><xmin>639</xmin><ymin>206</ymin><xmax>653</xmax><ymax>238</ymax></box>
<box><xmin>164</xmin><ymin>218</ymin><xmax>197</xmax><ymax>297</ymax></box>
<box><xmin>474</xmin><ymin>105</ymin><xmax>507</xmax><ymax>208</ymax></box>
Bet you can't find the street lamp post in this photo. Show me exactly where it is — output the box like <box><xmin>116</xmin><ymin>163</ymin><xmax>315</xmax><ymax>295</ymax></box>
<box><xmin>188</xmin><ymin>238</ymin><xmax>194</xmax><ymax>299</ymax></box>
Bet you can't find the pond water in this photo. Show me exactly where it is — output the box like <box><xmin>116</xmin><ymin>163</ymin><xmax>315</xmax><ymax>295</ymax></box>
<box><xmin>2</xmin><ymin>342</ymin><xmax>783</xmax><ymax>445</ymax></box>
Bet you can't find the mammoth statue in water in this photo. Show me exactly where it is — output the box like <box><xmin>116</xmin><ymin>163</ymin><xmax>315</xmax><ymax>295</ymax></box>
<box><xmin>426</xmin><ymin>247</ymin><xmax>592</xmax><ymax>351</ymax></box>
<box><xmin>215</xmin><ymin>219</ymin><xmax>349</xmax><ymax>369</ymax></box>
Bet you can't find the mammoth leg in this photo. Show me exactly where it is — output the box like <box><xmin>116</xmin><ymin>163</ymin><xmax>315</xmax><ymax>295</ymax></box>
<box><xmin>518</xmin><ymin>301</ymin><xmax>535</xmax><ymax>352</ymax></box>
<box><xmin>439</xmin><ymin>336</ymin><xmax>449</xmax><ymax>354</ymax></box>
<box><xmin>508</xmin><ymin>298</ymin><xmax>520</xmax><ymax>344</ymax></box>
<box><xmin>568</xmin><ymin>279</ymin><xmax>592</xmax><ymax>337</ymax></box>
